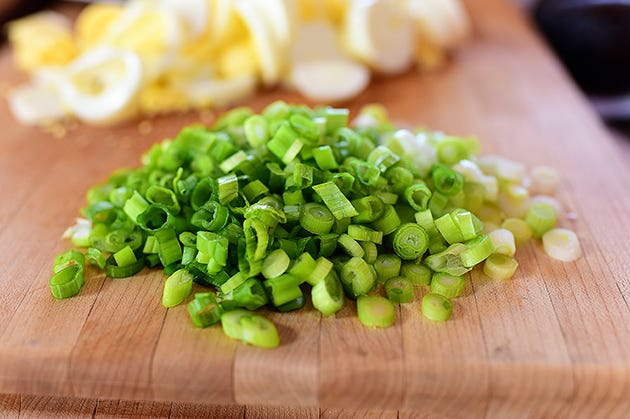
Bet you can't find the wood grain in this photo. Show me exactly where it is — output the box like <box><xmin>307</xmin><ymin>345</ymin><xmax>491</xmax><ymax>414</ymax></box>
<box><xmin>0</xmin><ymin>0</ymin><xmax>628</xmax><ymax>416</ymax></box>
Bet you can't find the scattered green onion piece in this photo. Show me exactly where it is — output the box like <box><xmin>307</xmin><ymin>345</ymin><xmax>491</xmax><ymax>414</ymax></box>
<box><xmin>357</xmin><ymin>295</ymin><xmax>396</xmax><ymax>328</ymax></box>
<box><xmin>367</xmin><ymin>145</ymin><xmax>400</xmax><ymax>172</ymax></box>
<box><xmin>386</xmin><ymin>167</ymin><xmax>414</xmax><ymax>194</ymax></box>
<box><xmin>385</xmin><ymin>276</ymin><xmax>414</xmax><ymax>303</ymax></box>
<box><xmin>360</xmin><ymin>241</ymin><xmax>378</xmax><ymax>264</ymax></box>
<box><xmin>400</xmin><ymin>262</ymin><xmax>432</xmax><ymax>286</ymax></box>
<box><xmin>404</xmin><ymin>183</ymin><xmax>432</xmax><ymax>211</ymax></box>
<box><xmin>436</xmin><ymin>136</ymin><xmax>470</xmax><ymax>165</ymax></box>
<box><xmin>244</xmin><ymin>114</ymin><xmax>269</xmax><ymax>147</ymax></box>
<box><xmin>123</xmin><ymin>191</ymin><xmax>149</xmax><ymax>224</ymax></box>
<box><xmin>542</xmin><ymin>228</ymin><xmax>582</xmax><ymax>262</ymax></box>
<box><xmin>289</xmin><ymin>114</ymin><xmax>320</xmax><ymax>143</ymax></box>
<box><xmin>217</xmin><ymin>174</ymin><xmax>239</xmax><ymax>205</ymax></box>
<box><xmin>239</xmin><ymin>313</ymin><xmax>280</xmax><ymax>349</ymax></box>
<box><xmin>304</xmin><ymin>256</ymin><xmax>333</xmax><ymax>286</ymax></box>
<box><xmin>430</xmin><ymin>272</ymin><xmax>466</xmax><ymax>298</ymax></box>
<box><xmin>498</xmin><ymin>183</ymin><xmax>530</xmax><ymax>218</ymax></box>
<box><xmin>422</xmin><ymin>293</ymin><xmax>453</xmax><ymax>322</ymax></box>
<box><xmin>392</xmin><ymin>223</ymin><xmax>429</xmax><ymax>260</ymax></box>
<box><xmin>501</xmin><ymin>218</ymin><xmax>533</xmax><ymax>246</ymax></box>
<box><xmin>428</xmin><ymin>191</ymin><xmax>449</xmax><ymax>218</ymax></box>
<box><xmin>299</xmin><ymin>202</ymin><xmax>335</xmax><ymax>235</ymax></box>
<box><xmin>267</xmin><ymin>123</ymin><xmax>303</xmax><ymax>164</ymax></box>
<box><xmin>525</xmin><ymin>202</ymin><xmax>558</xmax><ymax>238</ymax></box>
<box><xmin>49</xmin><ymin>264</ymin><xmax>84</xmax><ymax>299</ymax></box>
<box><xmin>431</xmin><ymin>164</ymin><xmax>464</xmax><ymax>196</ymax></box>
<box><xmin>145</xmin><ymin>185</ymin><xmax>180</xmax><ymax>214</ymax></box>
<box><xmin>312</xmin><ymin>181</ymin><xmax>359</xmax><ymax>220</ymax></box>
<box><xmin>85</xmin><ymin>247</ymin><xmax>106</xmax><ymax>269</ymax></box>
<box><xmin>162</xmin><ymin>268</ymin><xmax>193</xmax><ymax>307</ymax></box>
<box><xmin>451</xmin><ymin>209</ymin><xmax>482</xmax><ymax>241</ymax></box>
<box><xmin>264</xmin><ymin>273</ymin><xmax>303</xmax><ymax>307</ymax></box>
<box><xmin>424</xmin><ymin>243</ymin><xmax>471</xmax><ymax>276</ymax></box>
<box><xmin>191</xmin><ymin>177</ymin><xmax>218</xmax><ymax>210</ymax></box>
<box><xmin>287</xmin><ymin>252</ymin><xmax>317</xmax><ymax>282</ymax></box>
<box><xmin>337</xmin><ymin>234</ymin><xmax>365</xmax><ymax>257</ymax></box>
<box><xmin>460</xmin><ymin>234</ymin><xmax>494</xmax><ymax>267</ymax></box>
<box><xmin>373</xmin><ymin>254</ymin><xmax>402</xmax><ymax>283</ymax></box>
<box><xmin>220</xmin><ymin>309</ymin><xmax>249</xmax><ymax>341</ymax></box>
<box><xmin>224</xmin><ymin>278</ymin><xmax>269</xmax><ymax>310</ymax></box>
<box><xmin>242</xmin><ymin>180</ymin><xmax>269</xmax><ymax>203</ymax></box>
<box><xmin>155</xmin><ymin>228</ymin><xmax>182</xmax><ymax>267</ymax></box>
<box><xmin>370</xmin><ymin>205</ymin><xmax>401</xmax><ymax>236</ymax></box>
<box><xmin>347</xmin><ymin>224</ymin><xmax>383</xmax><ymax>244</ymax></box>
<box><xmin>321</xmin><ymin>107</ymin><xmax>349</xmax><ymax>133</ymax></box>
<box><xmin>312</xmin><ymin>145</ymin><xmax>338</xmax><ymax>170</ymax></box>
<box><xmin>105</xmin><ymin>253</ymin><xmax>144</xmax><ymax>278</ymax></box>
<box><xmin>113</xmin><ymin>245</ymin><xmax>137</xmax><ymax>267</ymax></box>
<box><xmin>483</xmin><ymin>254</ymin><xmax>519</xmax><ymax>279</ymax></box>
<box><xmin>311</xmin><ymin>270</ymin><xmax>345</xmax><ymax>316</ymax></box>
<box><xmin>262</xmin><ymin>249</ymin><xmax>291</xmax><ymax>279</ymax></box>
<box><xmin>351</xmin><ymin>196</ymin><xmax>385</xmax><ymax>223</ymax></box>
<box><xmin>488</xmin><ymin>228</ymin><xmax>516</xmax><ymax>257</ymax></box>
<box><xmin>54</xmin><ymin>249</ymin><xmax>85</xmax><ymax>273</ymax></box>
<box><xmin>434</xmin><ymin>212</ymin><xmax>465</xmax><ymax>245</ymax></box>
<box><xmin>188</xmin><ymin>293</ymin><xmax>223</xmax><ymax>328</ymax></box>
<box><xmin>374</xmin><ymin>190</ymin><xmax>398</xmax><ymax>205</ymax></box>
<box><xmin>340</xmin><ymin>257</ymin><xmax>376</xmax><ymax>298</ymax></box>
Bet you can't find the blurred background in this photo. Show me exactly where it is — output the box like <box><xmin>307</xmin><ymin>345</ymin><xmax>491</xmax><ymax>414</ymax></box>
<box><xmin>1</xmin><ymin>0</ymin><xmax>628</xmax><ymax>125</ymax></box>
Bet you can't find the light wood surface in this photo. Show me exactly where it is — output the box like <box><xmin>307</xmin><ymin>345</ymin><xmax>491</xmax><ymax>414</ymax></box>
<box><xmin>0</xmin><ymin>0</ymin><xmax>629</xmax><ymax>417</ymax></box>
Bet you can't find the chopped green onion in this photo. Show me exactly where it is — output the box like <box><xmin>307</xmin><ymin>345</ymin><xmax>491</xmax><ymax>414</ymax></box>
<box><xmin>488</xmin><ymin>228</ymin><xmax>516</xmax><ymax>257</ymax></box>
<box><xmin>264</xmin><ymin>273</ymin><xmax>303</xmax><ymax>307</ymax></box>
<box><xmin>385</xmin><ymin>276</ymin><xmax>414</xmax><ymax>303</ymax></box>
<box><xmin>288</xmin><ymin>252</ymin><xmax>318</xmax><ymax>282</ymax></box>
<box><xmin>217</xmin><ymin>174</ymin><xmax>239</xmax><ymax>205</ymax></box>
<box><xmin>113</xmin><ymin>245</ymin><xmax>137</xmax><ymax>267</ymax></box>
<box><xmin>542</xmin><ymin>228</ymin><xmax>581</xmax><ymax>262</ymax></box>
<box><xmin>105</xmin><ymin>253</ymin><xmax>144</xmax><ymax>278</ymax></box>
<box><xmin>351</xmin><ymin>196</ymin><xmax>385</xmax><ymax>224</ymax></box>
<box><xmin>305</xmin><ymin>256</ymin><xmax>333</xmax><ymax>286</ymax></box>
<box><xmin>222</xmin><ymin>278</ymin><xmax>268</xmax><ymax>310</ymax></box>
<box><xmin>347</xmin><ymin>224</ymin><xmax>383</xmax><ymax>244</ymax></box>
<box><xmin>162</xmin><ymin>268</ymin><xmax>193</xmax><ymax>307</ymax></box>
<box><xmin>53</xmin><ymin>249</ymin><xmax>85</xmax><ymax>273</ymax></box>
<box><xmin>373</xmin><ymin>254</ymin><xmax>402</xmax><ymax>283</ymax></box>
<box><xmin>357</xmin><ymin>295</ymin><xmax>396</xmax><ymax>328</ymax></box>
<box><xmin>337</xmin><ymin>233</ymin><xmax>365</xmax><ymax>257</ymax></box>
<box><xmin>360</xmin><ymin>241</ymin><xmax>378</xmax><ymax>264</ymax></box>
<box><xmin>50</xmin><ymin>264</ymin><xmax>84</xmax><ymax>299</ymax></box>
<box><xmin>299</xmin><ymin>202</ymin><xmax>335</xmax><ymax>235</ymax></box>
<box><xmin>262</xmin><ymin>249</ymin><xmax>291</xmax><ymax>279</ymax></box>
<box><xmin>145</xmin><ymin>185</ymin><xmax>180</xmax><ymax>214</ymax></box>
<box><xmin>244</xmin><ymin>114</ymin><xmax>270</xmax><ymax>147</ymax></box>
<box><xmin>290</xmin><ymin>114</ymin><xmax>320</xmax><ymax>143</ymax></box>
<box><xmin>424</xmin><ymin>243</ymin><xmax>470</xmax><ymax>276</ymax></box>
<box><xmin>188</xmin><ymin>293</ymin><xmax>223</xmax><ymax>327</ymax></box>
<box><xmin>370</xmin><ymin>205</ymin><xmax>401</xmax><ymax>235</ymax></box>
<box><xmin>312</xmin><ymin>270</ymin><xmax>345</xmax><ymax>316</ymax></box>
<box><xmin>392</xmin><ymin>223</ymin><xmax>429</xmax><ymax>260</ymax></box>
<box><xmin>404</xmin><ymin>183</ymin><xmax>432</xmax><ymax>211</ymax></box>
<box><xmin>312</xmin><ymin>181</ymin><xmax>359</xmax><ymax>220</ymax></box>
<box><xmin>312</xmin><ymin>145</ymin><xmax>338</xmax><ymax>170</ymax></box>
<box><xmin>400</xmin><ymin>262</ymin><xmax>432</xmax><ymax>286</ymax></box>
<box><xmin>85</xmin><ymin>247</ymin><xmax>106</xmax><ymax>269</ymax></box>
<box><xmin>501</xmin><ymin>217</ymin><xmax>533</xmax><ymax>246</ymax></box>
<box><xmin>483</xmin><ymin>254</ymin><xmax>519</xmax><ymax>279</ymax></box>
<box><xmin>422</xmin><ymin>293</ymin><xmax>453</xmax><ymax>322</ymax></box>
<box><xmin>340</xmin><ymin>256</ymin><xmax>376</xmax><ymax>299</ymax></box>
<box><xmin>430</xmin><ymin>272</ymin><xmax>466</xmax><ymax>298</ymax></box>
<box><xmin>431</xmin><ymin>164</ymin><xmax>464</xmax><ymax>196</ymax></box>
<box><xmin>460</xmin><ymin>234</ymin><xmax>494</xmax><ymax>267</ymax></box>
<box><xmin>221</xmin><ymin>310</ymin><xmax>280</xmax><ymax>349</ymax></box>
<box><xmin>525</xmin><ymin>202</ymin><xmax>557</xmax><ymax>238</ymax></box>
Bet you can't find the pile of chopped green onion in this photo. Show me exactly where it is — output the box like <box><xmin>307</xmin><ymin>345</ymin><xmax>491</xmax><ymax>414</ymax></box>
<box><xmin>53</xmin><ymin>102</ymin><xmax>581</xmax><ymax>349</ymax></box>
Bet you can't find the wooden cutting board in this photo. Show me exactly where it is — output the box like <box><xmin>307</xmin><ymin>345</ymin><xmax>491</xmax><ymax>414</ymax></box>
<box><xmin>0</xmin><ymin>0</ymin><xmax>628</xmax><ymax>417</ymax></box>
